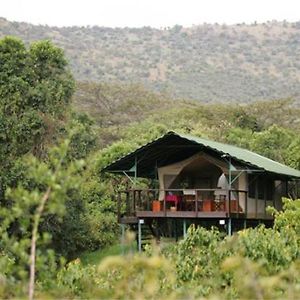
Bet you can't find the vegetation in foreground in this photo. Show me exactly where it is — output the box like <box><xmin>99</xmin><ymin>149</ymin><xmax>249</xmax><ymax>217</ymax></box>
<box><xmin>1</xmin><ymin>36</ymin><xmax>300</xmax><ymax>299</ymax></box>
<box><xmin>4</xmin><ymin>198</ymin><xmax>300</xmax><ymax>299</ymax></box>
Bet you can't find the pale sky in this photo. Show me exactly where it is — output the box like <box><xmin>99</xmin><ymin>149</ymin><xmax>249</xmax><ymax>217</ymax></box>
<box><xmin>1</xmin><ymin>0</ymin><xmax>300</xmax><ymax>28</ymax></box>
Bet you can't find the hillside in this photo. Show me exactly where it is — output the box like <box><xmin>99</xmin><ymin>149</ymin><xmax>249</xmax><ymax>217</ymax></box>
<box><xmin>0</xmin><ymin>18</ymin><xmax>300</xmax><ymax>102</ymax></box>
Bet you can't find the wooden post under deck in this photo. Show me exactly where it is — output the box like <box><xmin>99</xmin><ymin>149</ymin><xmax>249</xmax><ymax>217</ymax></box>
<box><xmin>227</xmin><ymin>218</ymin><xmax>232</xmax><ymax>236</ymax></box>
<box><xmin>163</xmin><ymin>191</ymin><xmax>166</xmax><ymax>217</ymax></box>
<box><xmin>255</xmin><ymin>180</ymin><xmax>258</xmax><ymax>219</ymax></box>
<box><xmin>195</xmin><ymin>190</ymin><xmax>199</xmax><ymax>218</ymax></box>
<box><xmin>183</xmin><ymin>219</ymin><xmax>187</xmax><ymax>238</ymax></box>
<box><xmin>138</xmin><ymin>219</ymin><xmax>142</xmax><ymax>252</ymax></box>
<box><xmin>264</xmin><ymin>178</ymin><xmax>267</xmax><ymax>219</ymax></box>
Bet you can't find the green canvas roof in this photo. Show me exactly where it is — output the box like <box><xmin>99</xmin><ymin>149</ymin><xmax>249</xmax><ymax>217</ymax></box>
<box><xmin>103</xmin><ymin>131</ymin><xmax>300</xmax><ymax>179</ymax></box>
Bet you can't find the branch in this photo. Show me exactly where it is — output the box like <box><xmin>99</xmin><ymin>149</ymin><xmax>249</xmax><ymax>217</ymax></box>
<box><xmin>28</xmin><ymin>186</ymin><xmax>51</xmax><ymax>300</ymax></box>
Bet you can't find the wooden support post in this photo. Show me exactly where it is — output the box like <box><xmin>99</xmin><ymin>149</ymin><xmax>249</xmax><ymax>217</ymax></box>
<box><xmin>126</xmin><ymin>192</ymin><xmax>130</xmax><ymax>215</ymax></box>
<box><xmin>146</xmin><ymin>190</ymin><xmax>150</xmax><ymax>211</ymax></box>
<box><xmin>138</xmin><ymin>190</ymin><xmax>142</xmax><ymax>211</ymax></box>
<box><xmin>237</xmin><ymin>190</ymin><xmax>240</xmax><ymax>218</ymax></box>
<box><xmin>183</xmin><ymin>219</ymin><xmax>187</xmax><ymax>238</ymax></box>
<box><xmin>163</xmin><ymin>191</ymin><xmax>166</xmax><ymax>217</ymax></box>
<box><xmin>227</xmin><ymin>218</ymin><xmax>232</xmax><ymax>236</ymax></box>
<box><xmin>146</xmin><ymin>190</ymin><xmax>149</xmax><ymax>211</ymax></box>
<box><xmin>228</xmin><ymin>189</ymin><xmax>231</xmax><ymax>215</ymax></box>
<box><xmin>243</xmin><ymin>219</ymin><xmax>247</xmax><ymax>229</ymax></box>
<box><xmin>138</xmin><ymin>219</ymin><xmax>143</xmax><ymax>252</ymax></box>
<box><xmin>264</xmin><ymin>178</ymin><xmax>267</xmax><ymax>219</ymax></box>
<box><xmin>245</xmin><ymin>191</ymin><xmax>248</xmax><ymax>219</ymax></box>
<box><xmin>133</xmin><ymin>190</ymin><xmax>136</xmax><ymax>213</ymax></box>
<box><xmin>195</xmin><ymin>190</ymin><xmax>198</xmax><ymax>218</ymax></box>
<box><xmin>120</xmin><ymin>224</ymin><xmax>125</xmax><ymax>254</ymax></box>
<box><xmin>255</xmin><ymin>180</ymin><xmax>258</xmax><ymax>219</ymax></box>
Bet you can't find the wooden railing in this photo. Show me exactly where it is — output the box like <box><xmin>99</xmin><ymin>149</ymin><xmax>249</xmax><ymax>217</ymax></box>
<box><xmin>117</xmin><ymin>188</ymin><xmax>248</xmax><ymax>220</ymax></box>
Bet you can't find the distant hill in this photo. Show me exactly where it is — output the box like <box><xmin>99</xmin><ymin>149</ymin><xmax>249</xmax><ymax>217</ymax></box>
<box><xmin>1</xmin><ymin>18</ymin><xmax>300</xmax><ymax>102</ymax></box>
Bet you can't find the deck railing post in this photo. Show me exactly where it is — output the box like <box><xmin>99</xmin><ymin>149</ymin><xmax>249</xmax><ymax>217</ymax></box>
<box><xmin>120</xmin><ymin>224</ymin><xmax>125</xmax><ymax>254</ymax></box>
<box><xmin>137</xmin><ymin>190</ymin><xmax>141</xmax><ymax>211</ymax></box>
<box><xmin>264</xmin><ymin>180</ymin><xmax>267</xmax><ymax>219</ymax></box>
<box><xmin>146</xmin><ymin>190</ymin><xmax>150</xmax><ymax>211</ymax></box>
<box><xmin>255</xmin><ymin>180</ymin><xmax>258</xmax><ymax>219</ymax></box>
<box><xmin>163</xmin><ymin>190</ymin><xmax>166</xmax><ymax>217</ymax></box>
<box><xmin>245</xmin><ymin>191</ymin><xmax>248</xmax><ymax>219</ymax></box>
<box><xmin>126</xmin><ymin>191</ymin><xmax>130</xmax><ymax>215</ymax></box>
<box><xmin>228</xmin><ymin>189</ymin><xmax>231</xmax><ymax>215</ymax></box>
<box><xmin>237</xmin><ymin>190</ymin><xmax>240</xmax><ymax>217</ymax></box>
<box><xmin>183</xmin><ymin>219</ymin><xmax>187</xmax><ymax>238</ymax></box>
<box><xmin>133</xmin><ymin>190</ymin><xmax>137</xmax><ymax>215</ymax></box>
<box><xmin>195</xmin><ymin>189</ymin><xmax>198</xmax><ymax>218</ymax></box>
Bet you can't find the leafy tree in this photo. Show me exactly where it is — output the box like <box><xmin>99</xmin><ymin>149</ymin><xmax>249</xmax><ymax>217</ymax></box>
<box><xmin>250</xmin><ymin>125</ymin><xmax>293</xmax><ymax>163</ymax></box>
<box><xmin>0</xmin><ymin>36</ymin><xmax>74</xmax><ymax>195</ymax></box>
<box><xmin>232</xmin><ymin>108</ymin><xmax>261</xmax><ymax>131</ymax></box>
<box><xmin>286</xmin><ymin>137</ymin><xmax>300</xmax><ymax>170</ymax></box>
<box><xmin>0</xmin><ymin>140</ymin><xmax>84</xmax><ymax>299</ymax></box>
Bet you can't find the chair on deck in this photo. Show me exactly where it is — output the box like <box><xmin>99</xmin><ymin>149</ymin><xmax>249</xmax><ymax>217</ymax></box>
<box><xmin>165</xmin><ymin>194</ymin><xmax>181</xmax><ymax>210</ymax></box>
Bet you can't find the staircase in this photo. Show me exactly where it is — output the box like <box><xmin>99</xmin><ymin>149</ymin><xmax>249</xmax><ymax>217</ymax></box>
<box><xmin>132</xmin><ymin>220</ymin><xmax>158</xmax><ymax>251</ymax></box>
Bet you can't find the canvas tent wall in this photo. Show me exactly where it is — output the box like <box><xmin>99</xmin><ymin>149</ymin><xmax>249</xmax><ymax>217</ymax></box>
<box><xmin>158</xmin><ymin>152</ymin><xmax>228</xmax><ymax>200</ymax></box>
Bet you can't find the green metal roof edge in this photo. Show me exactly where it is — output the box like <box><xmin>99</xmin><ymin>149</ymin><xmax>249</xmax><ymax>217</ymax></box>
<box><xmin>103</xmin><ymin>131</ymin><xmax>300</xmax><ymax>179</ymax></box>
<box><xmin>101</xmin><ymin>131</ymin><xmax>175</xmax><ymax>172</ymax></box>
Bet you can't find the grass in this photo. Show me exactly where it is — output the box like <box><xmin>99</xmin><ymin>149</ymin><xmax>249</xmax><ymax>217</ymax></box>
<box><xmin>79</xmin><ymin>242</ymin><xmax>137</xmax><ymax>266</ymax></box>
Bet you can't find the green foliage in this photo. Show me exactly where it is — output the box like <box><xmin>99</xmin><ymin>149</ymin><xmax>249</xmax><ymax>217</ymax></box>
<box><xmin>224</xmin><ymin>127</ymin><xmax>253</xmax><ymax>148</ymax></box>
<box><xmin>175</xmin><ymin>226</ymin><xmax>223</xmax><ymax>282</ymax></box>
<box><xmin>286</xmin><ymin>137</ymin><xmax>300</xmax><ymax>170</ymax></box>
<box><xmin>233</xmin><ymin>226</ymin><xmax>298</xmax><ymax>273</ymax></box>
<box><xmin>40</xmin><ymin>154</ymin><xmax>119</xmax><ymax>259</ymax></box>
<box><xmin>222</xmin><ymin>256</ymin><xmax>300</xmax><ymax>300</ymax></box>
<box><xmin>173</xmin><ymin>226</ymin><xmax>230</xmax><ymax>297</ymax></box>
<box><xmin>0</xmin><ymin>36</ymin><xmax>74</xmax><ymax>117</ymax></box>
<box><xmin>50</xmin><ymin>199</ymin><xmax>300</xmax><ymax>299</ymax></box>
<box><xmin>80</xmin><ymin>242</ymin><xmax>136</xmax><ymax>266</ymax></box>
<box><xmin>0</xmin><ymin>36</ymin><xmax>75</xmax><ymax>193</ymax></box>
<box><xmin>67</xmin><ymin>112</ymin><xmax>97</xmax><ymax>160</ymax></box>
<box><xmin>0</xmin><ymin>140</ymin><xmax>84</xmax><ymax>298</ymax></box>
<box><xmin>1</xmin><ymin>33</ymin><xmax>300</xmax><ymax>299</ymax></box>
<box><xmin>56</xmin><ymin>252</ymin><xmax>175</xmax><ymax>299</ymax></box>
<box><xmin>274</xmin><ymin>198</ymin><xmax>300</xmax><ymax>237</ymax></box>
<box><xmin>0</xmin><ymin>36</ymin><xmax>118</xmax><ymax>263</ymax></box>
<box><xmin>250</xmin><ymin>125</ymin><xmax>293</xmax><ymax>162</ymax></box>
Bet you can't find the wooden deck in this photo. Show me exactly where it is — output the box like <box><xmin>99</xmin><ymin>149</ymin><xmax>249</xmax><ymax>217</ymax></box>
<box><xmin>117</xmin><ymin>188</ymin><xmax>274</xmax><ymax>224</ymax></box>
<box><xmin>136</xmin><ymin>210</ymin><xmax>228</xmax><ymax>218</ymax></box>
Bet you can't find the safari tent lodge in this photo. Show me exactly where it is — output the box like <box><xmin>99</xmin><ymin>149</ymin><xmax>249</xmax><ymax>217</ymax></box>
<box><xmin>103</xmin><ymin>132</ymin><xmax>300</xmax><ymax>243</ymax></box>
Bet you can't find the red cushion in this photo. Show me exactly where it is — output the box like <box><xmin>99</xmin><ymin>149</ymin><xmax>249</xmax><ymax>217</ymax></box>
<box><xmin>165</xmin><ymin>195</ymin><xmax>181</xmax><ymax>202</ymax></box>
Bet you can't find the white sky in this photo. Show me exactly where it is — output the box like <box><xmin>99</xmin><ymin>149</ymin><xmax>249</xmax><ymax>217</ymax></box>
<box><xmin>1</xmin><ymin>0</ymin><xmax>300</xmax><ymax>28</ymax></box>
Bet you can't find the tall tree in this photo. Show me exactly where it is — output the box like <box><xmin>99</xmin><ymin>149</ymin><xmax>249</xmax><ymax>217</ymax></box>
<box><xmin>0</xmin><ymin>37</ymin><xmax>75</xmax><ymax>196</ymax></box>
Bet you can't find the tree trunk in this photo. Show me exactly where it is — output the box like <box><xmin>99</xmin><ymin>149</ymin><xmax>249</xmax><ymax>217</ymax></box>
<box><xmin>28</xmin><ymin>187</ymin><xmax>51</xmax><ymax>300</ymax></box>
